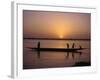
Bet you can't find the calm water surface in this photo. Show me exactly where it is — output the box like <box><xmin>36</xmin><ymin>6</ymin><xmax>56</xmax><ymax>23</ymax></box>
<box><xmin>23</xmin><ymin>39</ymin><xmax>91</xmax><ymax>69</ymax></box>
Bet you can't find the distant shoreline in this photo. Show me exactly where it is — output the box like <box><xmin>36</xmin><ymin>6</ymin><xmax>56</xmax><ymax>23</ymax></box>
<box><xmin>24</xmin><ymin>38</ymin><xmax>90</xmax><ymax>41</ymax></box>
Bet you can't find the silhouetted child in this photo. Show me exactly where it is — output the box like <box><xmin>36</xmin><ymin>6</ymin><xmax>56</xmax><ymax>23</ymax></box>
<box><xmin>79</xmin><ymin>45</ymin><xmax>82</xmax><ymax>49</ymax></box>
<box><xmin>66</xmin><ymin>43</ymin><xmax>69</xmax><ymax>48</ymax></box>
<box><xmin>72</xmin><ymin>43</ymin><xmax>75</xmax><ymax>48</ymax></box>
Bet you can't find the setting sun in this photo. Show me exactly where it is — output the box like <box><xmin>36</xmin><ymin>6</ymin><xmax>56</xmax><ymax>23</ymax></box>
<box><xmin>59</xmin><ymin>35</ymin><xmax>63</xmax><ymax>39</ymax></box>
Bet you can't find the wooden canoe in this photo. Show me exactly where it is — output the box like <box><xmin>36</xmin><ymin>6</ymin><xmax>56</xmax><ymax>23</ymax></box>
<box><xmin>29</xmin><ymin>47</ymin><xmax>86</xmax><ymax>52</ymax></box>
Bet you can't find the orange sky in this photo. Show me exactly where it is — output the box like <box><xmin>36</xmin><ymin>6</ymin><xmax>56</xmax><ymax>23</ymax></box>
<box><xmin>23</xmin><ymin>10</ymin><xmax>91</xmax><ymax>39</ymax></box>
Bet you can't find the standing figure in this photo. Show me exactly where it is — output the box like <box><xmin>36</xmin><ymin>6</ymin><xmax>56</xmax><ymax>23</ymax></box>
<box><xmin>66</xmin><ymin>43</ymin><xmax>69</xmax><ymax>48</ymax></box>
<box><xmin>37</xmin><ymin>42</ymin><xmax>40</xmax><ymax>58</ymax></box>
<box><xmin>37</xmin><ymin>41</ymin><xmax>40</xmax><ymax>49</ymax></box>
<box><xmin>72</xmin><ymin>43</ymin><xmax>75</xmax><ymax>48</ymax></box>
<box><xmin>79</xmin><ymin>45</ymin><xmax>82</xmax><ymax>49</ymax></box>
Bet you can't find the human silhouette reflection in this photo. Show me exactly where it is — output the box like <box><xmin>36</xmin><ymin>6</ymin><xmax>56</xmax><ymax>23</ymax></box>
<box><xmin>37</xmin><ymin>50</ymin><xmax>40</xmax><ymax>58</ymax></box>
<box><xmin>37</xmin><ymin>42</ymin><xmax>40</xmax><ymax>59</ymax></box>
<box><xmin>66</xmin><ymin>51</ymin><xmax>82</xmax><ymax>59</ymax></box>
<box><xmin>66</xmin><ymin>52</ymin><xmax>69</xmax><ymax>58</ymax></box>
<box><xmin>72</xmin><ymin>52</ymin><xmax>74</xmax><ymax>59</ymax></box>
<box><xmin>79</xmin><ymin>52</ymin><xmax>82</xmax><ymax>56</ymax></box>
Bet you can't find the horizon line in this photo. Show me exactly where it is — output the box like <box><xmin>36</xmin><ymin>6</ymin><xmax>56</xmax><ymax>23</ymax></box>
<box><xmin>24</xmin><ymin>38</ymin><xmax>90</xmax><ymax>40</ymax></box>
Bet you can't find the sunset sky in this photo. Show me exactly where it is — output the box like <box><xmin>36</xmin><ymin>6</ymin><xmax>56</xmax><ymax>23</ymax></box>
<box><xmin>23</xmin><ymin>10</ymin><xmax>91</xmax><ymax>39</ymax></box>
